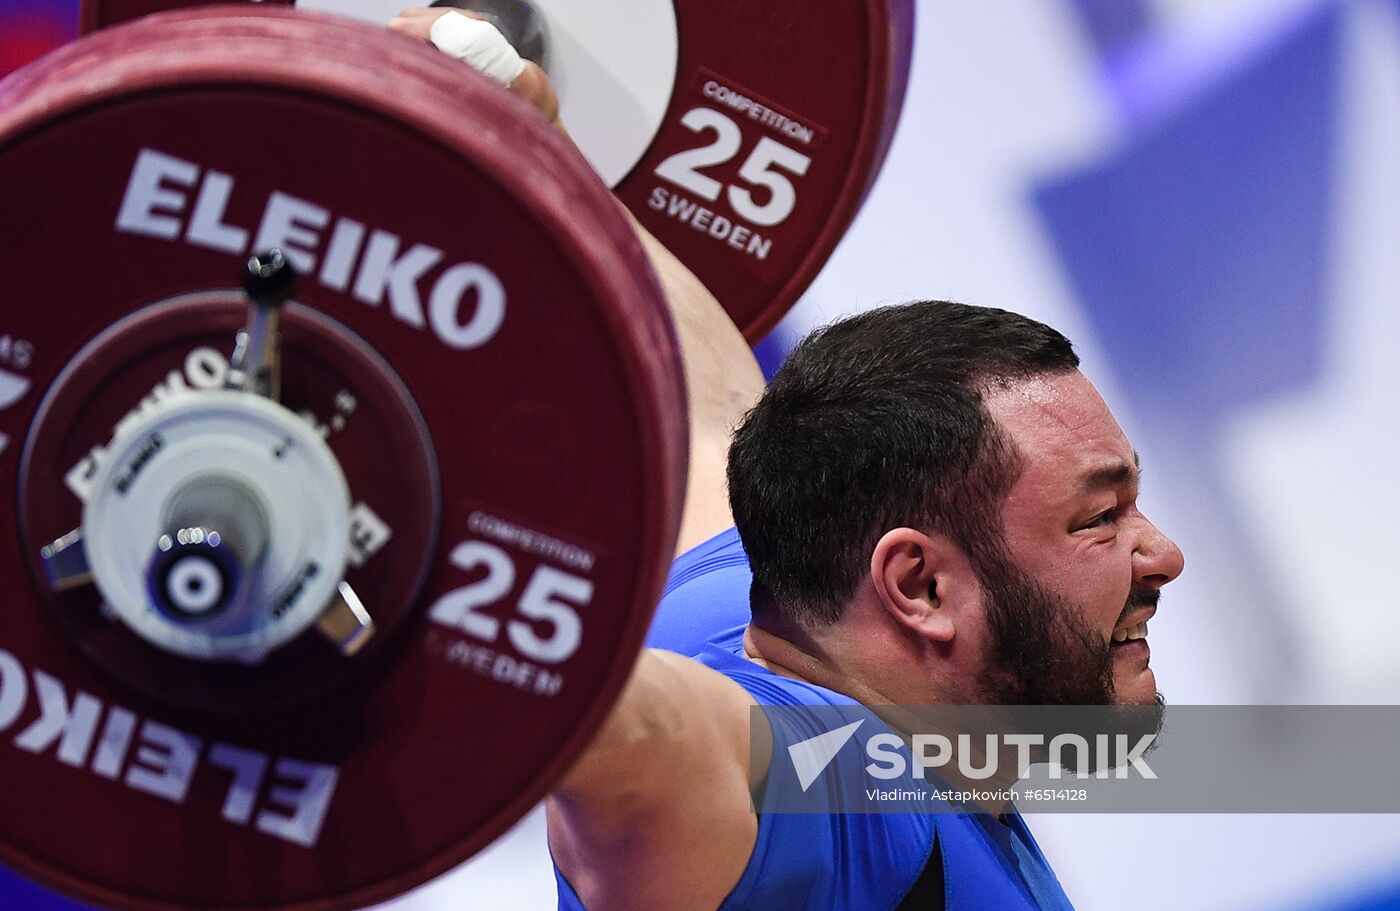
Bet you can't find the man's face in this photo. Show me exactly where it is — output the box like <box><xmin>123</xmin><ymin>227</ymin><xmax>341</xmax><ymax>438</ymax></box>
<box><xmin>977</xmin><ymin>370</ymin><xmax>1184</xmax><ymax>707</ymax></box>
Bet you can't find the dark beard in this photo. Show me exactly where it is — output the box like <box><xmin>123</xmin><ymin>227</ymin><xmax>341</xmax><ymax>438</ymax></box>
<box><xmin>973</xmin><ymin>549</ymin><xmax>1164</xmax><ymax>709</ymax></box>
<box><xmin>969</xmin><ymin>553</ymin><xmax>1166</xmax><ymax>771</ymax></box>
<box><xmin>974</xmin><ymin>550</ymin><xmax>1114</xmax><ymax>706</ymax></box>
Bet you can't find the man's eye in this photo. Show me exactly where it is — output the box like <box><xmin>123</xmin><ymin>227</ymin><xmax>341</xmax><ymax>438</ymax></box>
<box><xmin>1083</xmin><ymin>509</ymin><xmax>1116</xmax><ymax>529</ymax></box>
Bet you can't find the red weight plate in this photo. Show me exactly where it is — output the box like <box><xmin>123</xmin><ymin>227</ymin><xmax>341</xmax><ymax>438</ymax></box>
<box><xmin>616</xmin><ymin>0</ymin><xmax>915</xmax><ymax>340</ymax></box>
<box><xmin>0</xmin><ymin>9</ymin><xmax>685</xmax><ymax>911</ymax></box>
<box><xmin>69</xmin><ymin>0</ymin><xmax>916</xmax><ymax>341</ymax></box>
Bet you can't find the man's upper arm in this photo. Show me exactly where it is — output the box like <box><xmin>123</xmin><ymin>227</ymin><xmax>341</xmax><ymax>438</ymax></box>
<box><xmin>548</xmin><ymin>649</ymin><xmax>768</xmax><ymax>910</ymax></box>
<box><xmin>631</xmin><ymin>225</ymin><xmax>766</xmax><ymax>557</ymax></box>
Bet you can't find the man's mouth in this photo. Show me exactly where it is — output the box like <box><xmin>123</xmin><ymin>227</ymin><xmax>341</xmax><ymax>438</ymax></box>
<box><xmin>1111</xmin><ymin>621</ymin><xmax>1147</xmax><ymax>644</ymax></box>
<box><xmin>1110</xmin><ymin>620</ymin><xmax>1150</xmax><ymax>665</ymax></box>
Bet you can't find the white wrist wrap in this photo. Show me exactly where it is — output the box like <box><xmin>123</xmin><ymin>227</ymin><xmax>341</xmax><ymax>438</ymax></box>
<box><xmin>429</xmin><ymin>11</ymin><xmax>527</xmax><ymax>87</ymax></box>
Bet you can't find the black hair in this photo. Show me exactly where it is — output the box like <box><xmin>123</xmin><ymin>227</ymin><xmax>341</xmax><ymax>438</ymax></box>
<box><xmin>727</xmin><ymin>300</ymin><xmax>1080</xmax><ymax>627</ymax></box>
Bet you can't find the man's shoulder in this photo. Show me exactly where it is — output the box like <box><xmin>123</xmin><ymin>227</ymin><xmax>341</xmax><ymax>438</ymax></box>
<box><xmin>648</xmin><ymin>526</ymin><xmax>753</xmax><ymax>656</ymax></box>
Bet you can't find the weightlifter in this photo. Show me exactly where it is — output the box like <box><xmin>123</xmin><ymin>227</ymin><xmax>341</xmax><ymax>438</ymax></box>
<box><xmin>394</xmin><ymin>10</ymin><xmax>1185</xmax><ymax>910</ymax></box>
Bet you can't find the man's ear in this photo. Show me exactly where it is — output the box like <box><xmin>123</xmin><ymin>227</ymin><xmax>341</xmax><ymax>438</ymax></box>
<box><xmin>869</xmin><ymin>528</ymin><xmax>975</xmax><ymax>643</ymax></box>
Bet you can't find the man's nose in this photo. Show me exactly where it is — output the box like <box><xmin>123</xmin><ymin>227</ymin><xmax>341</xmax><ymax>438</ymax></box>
<box><xmin>1134</xmin><ymin>515</ymin><xmax>1185</xmax><ymax>587</ymax></box>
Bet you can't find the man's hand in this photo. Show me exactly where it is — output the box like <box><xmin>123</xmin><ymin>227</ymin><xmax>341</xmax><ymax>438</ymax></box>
<box><xmin>387</xmin><ymin>5</ymin><xmax>451</xmax><ymax>42</ymax></box>
<box><xmin>390</xmin><ymin>7</ymin><xmax>560</xmax><ymax>127</ymax></box>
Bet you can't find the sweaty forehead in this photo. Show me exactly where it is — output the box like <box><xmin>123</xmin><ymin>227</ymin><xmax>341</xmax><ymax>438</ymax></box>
<box><xmin>981</xmin><ymin>371</ymin><xmax>1136</xmax><ymax>497</ymax></box>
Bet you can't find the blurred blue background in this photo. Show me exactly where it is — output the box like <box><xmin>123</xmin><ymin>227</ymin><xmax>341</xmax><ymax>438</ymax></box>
<box><xmin>2</xmin><ymin>0</ymin><xmax>1398</xmax><ymax>908</ymax></box>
